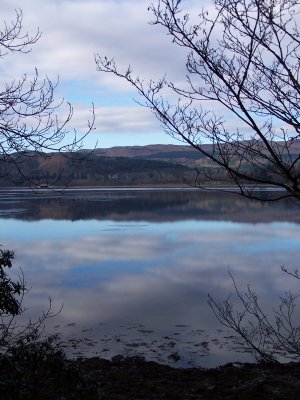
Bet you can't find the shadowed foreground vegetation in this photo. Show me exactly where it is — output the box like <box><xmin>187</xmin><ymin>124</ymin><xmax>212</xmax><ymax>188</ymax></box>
<box><xmin>2</xmin><ymin>352</ymin><xmax>300</xmax><ymax>400</ymax></box>
<box><xmin>0</xmin><ymin>339</ymin><xmax>98</xmax><ymax>400</ymax></box>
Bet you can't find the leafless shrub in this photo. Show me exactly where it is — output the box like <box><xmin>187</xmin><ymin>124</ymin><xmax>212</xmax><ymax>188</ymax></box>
<box><xmin>208</xmin><ymin>271</ymin><xmax>300</xmax><ymax>363</ymax></box>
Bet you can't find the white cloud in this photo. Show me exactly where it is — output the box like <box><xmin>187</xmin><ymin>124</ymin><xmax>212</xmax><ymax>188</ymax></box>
<box><xmin>68</xmin><ymin>103</ymin><xmax>161</xmax><ymax>133</ymax></box>
<box><xmin>0</xmin><ymin>0</ymin><xmax>188</xmax><ymax>82</ymax></box>
<box><xmin>0</xmin><ymin>0</ymin><xmax>206</xmax><ymax>146</ymax></box>
<box><xmin>1</xmin><ymin>0</ymin><xmax>279</xmax><ymax>147</ymax></box>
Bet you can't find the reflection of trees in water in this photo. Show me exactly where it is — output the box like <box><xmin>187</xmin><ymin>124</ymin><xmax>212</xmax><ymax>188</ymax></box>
<box><xmin>0</xmin><ymin>190</ymin><xmax>298</xmax><ymax>223</ymax></box>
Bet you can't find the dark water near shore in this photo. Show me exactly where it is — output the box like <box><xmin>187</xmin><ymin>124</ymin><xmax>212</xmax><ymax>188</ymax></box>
<box><xmin>0</xmin><ymin>187</ymin><xmax>299</xmax><ymax>367</ymax></box>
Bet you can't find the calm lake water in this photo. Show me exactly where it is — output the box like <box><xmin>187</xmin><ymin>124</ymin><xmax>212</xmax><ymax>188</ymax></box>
<box><xmin>0</xmin><ymin>187</ymin><xmax>299</xmax><ymax>368</ymax></box>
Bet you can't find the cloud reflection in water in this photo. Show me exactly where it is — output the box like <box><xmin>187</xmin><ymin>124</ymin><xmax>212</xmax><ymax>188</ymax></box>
<box><xmin>1</xmin><ymin>217</ymin><xmax>299</xmax><ymax>367</ymax></box>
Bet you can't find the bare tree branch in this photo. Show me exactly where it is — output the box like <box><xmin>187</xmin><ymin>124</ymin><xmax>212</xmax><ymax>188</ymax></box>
<box><xmin>208</xmin><ymin>271</ymin><xmax>300</xmax><ymax>363</ymax></box>
<box><xmin>0</xmin><ymin>10</ymin><xmax>95</xmax><ymax>187</ymax></box>
<box><xmin>96</xmin><ymin>0</ymin><xmax>300</xmax><ymax>201</ymax></box>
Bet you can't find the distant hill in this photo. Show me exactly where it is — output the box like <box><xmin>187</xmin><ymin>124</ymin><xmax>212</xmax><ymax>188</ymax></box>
<box><xmin>74</xmin><ymin>144</ymin><xmax>206</xmax><ymax>169</ymax></box>
<box><xmin>91</xmin><ymin>144</ymin><xmax>204</xmax><ymax>163</ymax></box>
<box><xmin>1</xmin><ymin>142</ymin><xmax>300</xmax><ymax>187</ymax></box>
<box><xmin>0</xmin><ymin>147</ymin><xmax>196</xmax><ymax>187</ymax></box>
<box><xmin>83</xmin><ymin>141</ymin><xmax>300</xmax><ymax>169</ymax></box>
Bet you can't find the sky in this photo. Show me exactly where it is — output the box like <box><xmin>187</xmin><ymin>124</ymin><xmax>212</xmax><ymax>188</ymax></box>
<box><xmin>0</xmin><ymin>0</ymin><xmax>203</xmax><ymax>149</ymax></box>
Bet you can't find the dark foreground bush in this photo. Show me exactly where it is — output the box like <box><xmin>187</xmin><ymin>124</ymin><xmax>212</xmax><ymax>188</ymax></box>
<box><xmin>0</xmin><ymin>336</ymin><xmax>99</xmax><ymax>400</ymax></box>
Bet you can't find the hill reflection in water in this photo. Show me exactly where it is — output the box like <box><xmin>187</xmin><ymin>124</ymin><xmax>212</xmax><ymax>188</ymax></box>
<box><xmin>0</xmin><ymin>188</ymin><xmax>299</xmax><ymax>223</ymax></box>
<box><xmin>0</xmin><ymin>188</ymin><xmax>299</xmax><ymax>368</ymax></box>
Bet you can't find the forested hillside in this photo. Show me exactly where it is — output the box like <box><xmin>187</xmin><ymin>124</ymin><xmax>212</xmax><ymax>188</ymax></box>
<box><xmin>0</xmin><ymin>150</ymin><xmax>194</xmax><ymax>187</ymax></box>
<box><xmin>2</xmin><ymin>142</ymin><xmax>300</xmax><ymax>187</ymax></box>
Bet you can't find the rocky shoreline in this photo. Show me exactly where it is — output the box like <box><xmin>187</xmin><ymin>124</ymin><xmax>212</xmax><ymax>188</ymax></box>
<box><xmin>2</xmin><ymin>350</ymin><xmax>300</xmax><ymax>399</ymax></box>
<box><xmin>83</xmin><ymin>355</ymin><xmax>300</xmax><ymax>399</ymax></box>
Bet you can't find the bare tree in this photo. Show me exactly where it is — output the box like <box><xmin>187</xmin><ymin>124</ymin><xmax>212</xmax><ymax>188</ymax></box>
<box><xmin>0</xmin><ymin>9</ymin><xmax>94</xmax><ymax>185</ymax></box>
<box><xmin>208</xmin><ymin>271</ymin><xmax>300</xmax><ymax>363</ymax></box>
<box><xmin>96</xmin><ymin>0</ymin><xmax>300</xmax><ymax>201</ymax></box>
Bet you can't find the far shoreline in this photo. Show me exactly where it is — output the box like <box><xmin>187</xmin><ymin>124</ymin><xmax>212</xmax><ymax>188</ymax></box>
<box><xmin>0</xmin><ymin>184</ymin><xmax>286</xmax><ymax>193</ymax></box>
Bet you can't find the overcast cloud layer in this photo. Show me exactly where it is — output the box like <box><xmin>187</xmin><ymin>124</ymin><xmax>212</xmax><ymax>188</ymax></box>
<box><xmin>0</xmin><ymin>0</ymin><xmax>206</xmax><ymax>148</ymax></box>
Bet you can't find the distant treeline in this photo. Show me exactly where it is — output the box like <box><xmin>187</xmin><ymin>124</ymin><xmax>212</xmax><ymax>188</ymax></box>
<box><xmin>1</xmin><ymin>142</ymin><xmax>297</xmax><ymax>187</ymax></box>
<box><xmin>0</xmin><ymin>152</ymin><xmax>195</xmax><ymax>187</ymax></box>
